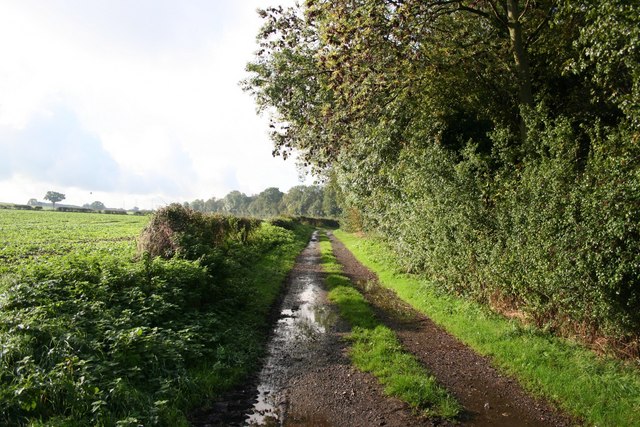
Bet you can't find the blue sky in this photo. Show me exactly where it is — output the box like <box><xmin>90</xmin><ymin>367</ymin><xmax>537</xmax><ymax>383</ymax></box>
<box><xmin>0</xmin><ymin>0</ymin><xmax>303</xmax><ymax>209</ymax></box>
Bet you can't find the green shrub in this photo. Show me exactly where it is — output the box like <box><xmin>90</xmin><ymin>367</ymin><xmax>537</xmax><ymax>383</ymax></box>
<box><xmin>137</xmin><ymin>204</ymin><xmax>262</xmax><ymax>259</ymax></box>
<box><xmin>345</xmin><ymin>113</ymin><xmax>640</xmax><ymax>353</ymax></box>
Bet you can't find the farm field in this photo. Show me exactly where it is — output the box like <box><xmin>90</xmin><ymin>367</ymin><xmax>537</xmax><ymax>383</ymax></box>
<box><xmin>0</xmin><ymin>206</ymin><xmax>312</xmax><ymax>425</ymax></box>
<box><xmin>0</xmin><ymin>210</ymin><xmax>149</xmax><ymax>278</ymax></box>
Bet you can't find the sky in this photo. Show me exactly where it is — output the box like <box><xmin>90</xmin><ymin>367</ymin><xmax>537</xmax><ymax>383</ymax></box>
<box><xmin>0</xmin><ymin>0</ymin><xmax>305</xmax><ymax>210</ymax></box>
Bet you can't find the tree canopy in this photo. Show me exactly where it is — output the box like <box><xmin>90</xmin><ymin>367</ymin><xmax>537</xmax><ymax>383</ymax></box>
<box><xmin>245</xmin><ymin>0</ymin><xmax>640</xmax><ymax>354</ymax></box>
<box><xmin>44</xmin><ymin>191</ymin><xmax>65</xmax><ymax>208</ymax></box>
<box><xmin>183</xmin><ymin>184</ymin><xmax>341</xmax><ymax>219</ymax></box>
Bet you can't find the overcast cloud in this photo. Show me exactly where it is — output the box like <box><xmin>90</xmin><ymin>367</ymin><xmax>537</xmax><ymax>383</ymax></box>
<box><xmin>0</xmin><ymin>0</ymin><xmax>303</xmax><ymax>209</ymax></box>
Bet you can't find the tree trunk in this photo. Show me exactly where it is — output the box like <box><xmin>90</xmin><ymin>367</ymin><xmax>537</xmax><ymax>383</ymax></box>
<box><xmin>506</xmin><ymin>0</ymin><xmax>534</xmax><ymax>142</ymax></box>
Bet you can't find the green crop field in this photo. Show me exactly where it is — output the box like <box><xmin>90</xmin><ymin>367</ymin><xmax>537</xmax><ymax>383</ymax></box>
<box><xmin>0</xmin><ymin>210</ymin><xmax>149</xmax><ymax>277</ymax></box>
<box><xmin>0</xmin><ymin>206</ymin><xmax>312</xmax><ymax>425</ymax></box>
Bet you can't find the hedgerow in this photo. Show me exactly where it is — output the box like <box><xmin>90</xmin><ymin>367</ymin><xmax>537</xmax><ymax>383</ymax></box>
<box><xmin>346</xmin><ymin>114</ymin><xmax>640</xmax><ymax>355</ymax></box>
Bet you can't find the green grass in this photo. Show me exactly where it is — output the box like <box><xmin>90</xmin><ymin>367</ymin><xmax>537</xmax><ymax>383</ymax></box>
<box><xmin>0</xmin><ymin>209</ymin><xmax>313</xmax><ymax>426</ymax></box>
<box><xmin>318</xmin><ymin>232</ymin><xmax>460</xmax><ymax>419</ymax></box>
<box><xmin>334</xmin><ymin>229</ymin><xmax>640</xmax><ymax>427</ymax></box>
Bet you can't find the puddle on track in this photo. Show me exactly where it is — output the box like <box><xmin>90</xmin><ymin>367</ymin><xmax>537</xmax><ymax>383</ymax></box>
<box><xmin>245</xmin><ymin>231</ymin><xmax>335</xmax><ymax>426</ymax></box>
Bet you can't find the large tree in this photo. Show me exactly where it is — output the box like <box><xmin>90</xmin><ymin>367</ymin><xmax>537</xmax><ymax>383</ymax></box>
<box><xmin>245</xmin><ymin>0</ymin><xmax>640</xmax><ymax>344</ymax></box>
<box><xmin>245</xmin><ymin>0</ymin><xmax>566</xmax><ymax>172</ymax></box>
<box><xmin>44</xmin><ymin>191</ymin><xmax>65</xmax><ymax>209</ymax></box>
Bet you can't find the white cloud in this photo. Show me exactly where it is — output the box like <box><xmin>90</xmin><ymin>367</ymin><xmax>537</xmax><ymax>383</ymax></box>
<box><xmin>0</xmin><ymin>0</ymin><xmax>305</xmax><ymax>209</ymax></box>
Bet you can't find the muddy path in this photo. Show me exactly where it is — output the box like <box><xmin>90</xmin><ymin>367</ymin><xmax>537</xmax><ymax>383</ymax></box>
<box><xmin>191</xmin><ymin>231</ymin><xmax>438</xmax><ymax>426</ymax></box>
<box><xmin>328</xmin><ymin>233</ymin><xmax>578</xmax><ymax>427</ymax></box>
<box><xmin>191</xmin><ymin>231</ymin><xmax>577</xmax><ymax>426</ymax></box>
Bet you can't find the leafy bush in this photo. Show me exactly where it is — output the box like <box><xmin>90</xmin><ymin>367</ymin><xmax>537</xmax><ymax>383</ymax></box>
<box><xmin>346</xmin><ymin>112</ymin><xmax>640</xmax><ymax>355</ymax></box>
<box><xmin>0</xmin><ymin>254</ymin><xmax>215</xmax><ymax>425</ymax></box>
<box><xmin>137</xmin><ymin>204</ymin><xmax>262</xmax><ymax>259</ymax></box>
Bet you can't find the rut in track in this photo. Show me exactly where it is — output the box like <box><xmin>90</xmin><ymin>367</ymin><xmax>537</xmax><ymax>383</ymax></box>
<box><xmin>328</xmin><ymin>232</ymin><xmax>577</xmax><ymax>427</ymax></box>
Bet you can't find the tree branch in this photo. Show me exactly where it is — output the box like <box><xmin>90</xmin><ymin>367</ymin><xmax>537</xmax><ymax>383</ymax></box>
<box><xmin>457</xmin><ymin>5</ymin><xmax>492</xmax><ymax>20</ymax></box>
<box><xmin>486</xmin><ymin>0</ymin><xmax>508</xmax><ymax>26</ymax></box>
<box><xmin>525</xmin><ymin>10</ymin><xmax>551</xmax><ymax>47</ymax></box>
<box><xmin>518</xmin><ymin>0</ymin><xmax>532</xmax><ymax>21</ymax></box>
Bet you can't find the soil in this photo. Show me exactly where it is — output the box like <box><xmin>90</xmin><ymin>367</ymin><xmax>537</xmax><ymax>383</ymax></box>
<box><xmin>190</xmin><ymin>232</ymin><xmax>579</xmax><ymax>426</ymax></box>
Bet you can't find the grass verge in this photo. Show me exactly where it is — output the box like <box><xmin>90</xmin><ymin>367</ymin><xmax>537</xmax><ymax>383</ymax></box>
<box><xmin>318</xmin><ymin>232</ymin><xmax>460</xmax><ymax>419</ymax></box>
<box><xmin>334</xmin><ymin>229</ymin><xmax>640</xmax><ymax>426</ymax></box>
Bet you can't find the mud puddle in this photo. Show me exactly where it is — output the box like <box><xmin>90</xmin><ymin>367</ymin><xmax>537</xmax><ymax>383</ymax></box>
<box><xmin>246</xmin><ymin>231</ymin><xmax>335</xmax><ymax>425</ymax></box>
<box><xmin>191</xmin><ymin>231</ymin><xmax>335</xmax><ymax>426</ymax></box>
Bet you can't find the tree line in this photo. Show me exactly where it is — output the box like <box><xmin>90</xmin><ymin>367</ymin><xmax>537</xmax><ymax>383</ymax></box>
<box><xmin>244</xmin><ymin>1</ymin><xmax>640</xmax><ymax>355</ymax></box>
<box><xmin>182</xmin><ymin>182</ymin><xmax>342</xmax><ymax>218</ymax></box>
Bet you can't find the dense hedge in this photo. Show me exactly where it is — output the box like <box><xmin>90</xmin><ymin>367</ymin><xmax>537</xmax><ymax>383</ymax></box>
<box><xmin>347</xmin><ymin>116</ymin><xmax>640</xmax><ymax>354</ymax></box>
<box><xmin>243</xmin><ymin>0</ymin><xmax>640</xmax><ymax>356</ymax></box>
<box><xmin>138</xmin><ymin>203</ymin><xmax>263</xmax><ymax>259</ymax></box>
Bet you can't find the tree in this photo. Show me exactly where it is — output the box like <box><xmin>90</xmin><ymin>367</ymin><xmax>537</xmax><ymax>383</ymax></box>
<box><xmin>204</xmin><ymin>197</ymin><xmax>222</xmax><ymax>213</ymax></box>
<box><xmin>222</xmin><ymin>191</ymin><xmax>252</xmax><ymax>215</ymax></box>
<box><xmin>322</xmin><ymin>173</ymin><xmax>342</xmax><ymax>218</ymax></box>
<box><xmin>27</xmin><ymin>198</ymin><xmax>39</xmax><ymax>206</ymax></box>
<box><xmin>44</xmin><ymin>191</ymin><xmax>65</xmax><ymax>209</ymax></box>
<box><xmin>281</xmin><ymin>185</ymin><xmax>324</xmax><ymax>216</ymax></box>
<box><xmin>565</xmin><ymin>0</ymin><xmax>640</xmax><ymax>130</ymax></box>
<box><xmin>90</xmin><ymin>201</ymin><xmax>105</xmax><ymax>210</ymax></box>
<box><xmin>249</xmin><ymin>187</ymin><xmax>284</xmax><ymax>217</ymax></box>
<box><xmin>190</xmin><ymin>199</ymin><xmax>205</xmax><ymax>212</ymax></box>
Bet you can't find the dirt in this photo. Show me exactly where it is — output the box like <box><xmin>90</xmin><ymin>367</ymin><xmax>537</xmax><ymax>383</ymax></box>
<box><xmin>190</xmin><ymin>232</ymin><xmax>578</xmax><ymax>426</ymax></box>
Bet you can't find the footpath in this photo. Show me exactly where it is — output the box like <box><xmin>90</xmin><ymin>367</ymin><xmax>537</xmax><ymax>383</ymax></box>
<box><xmin>192</xmin><ymin>231</ymin><xmax>575</xmax><ymax>426</ymax></box>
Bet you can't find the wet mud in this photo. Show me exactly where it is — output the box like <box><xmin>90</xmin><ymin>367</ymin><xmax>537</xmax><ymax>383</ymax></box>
<box><xmin>191</xmin><ymin>231</ymin><xmax>339</xmax><ymax>426</ymax></box>
<box><xmin>245</xmin><ymin>230</ymin><xmax>336</xmax><ymax>425</ymax></box>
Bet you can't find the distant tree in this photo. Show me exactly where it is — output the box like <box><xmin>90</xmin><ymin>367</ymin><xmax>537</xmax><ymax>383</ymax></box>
<box><xmin>27</xmin><ymin>198</ymin><xmax>39</xmax><ymax>206</ymax></box>
<box><xmin>204</xmin><ymin>197</ymin><xmax>221</xmax><ymax>212</ymax></box>
<box><xmin>44</xmin><ymin>191</ymin><xmax>65</xmax><ymax>209</ymax></box>
<box><xmin>249</xmin><ymin>187</ymin><xmax>284</xmax><ymax>217</ymax></box>
<box><xmin>222</xmin><ymin>191</ymin><xmax>252</xmax><ymax>215</ymax></box>
<box><xmin>190</xmin><ymin>199</ymin><xmax>205</xmax><ymax>212</ymax></box>
<box><xmin>90</xmin><ymin>201</ymin><xmax>105</xmax><ymax>210</ymax></box>
<box><xmin>281</xmin><ymin>185</ymin><xmax>324</xmax><ymax>216</ymax></box>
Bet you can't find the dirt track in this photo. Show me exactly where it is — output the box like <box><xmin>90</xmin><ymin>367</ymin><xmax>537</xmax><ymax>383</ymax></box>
<box><xmin>191</xmin><ymin>232</ymin><xmax>577</xmax><ymax>426</ymax></box>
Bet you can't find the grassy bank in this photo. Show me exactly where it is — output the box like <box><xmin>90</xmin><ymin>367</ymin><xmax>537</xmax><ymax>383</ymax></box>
<box><xmin>318</xmin><ymin>232</ymin><xmax>460</xmax><ymax>419</ymax></box>
<box><xmin>334</xmin><ymin>230</ymin><xmax>640</xmax><ymax>426</ymax></box>
<box><xmin>0</xmin><ymin>207</ymin><xmax>312</xmax><ymax>426</ymax></box>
